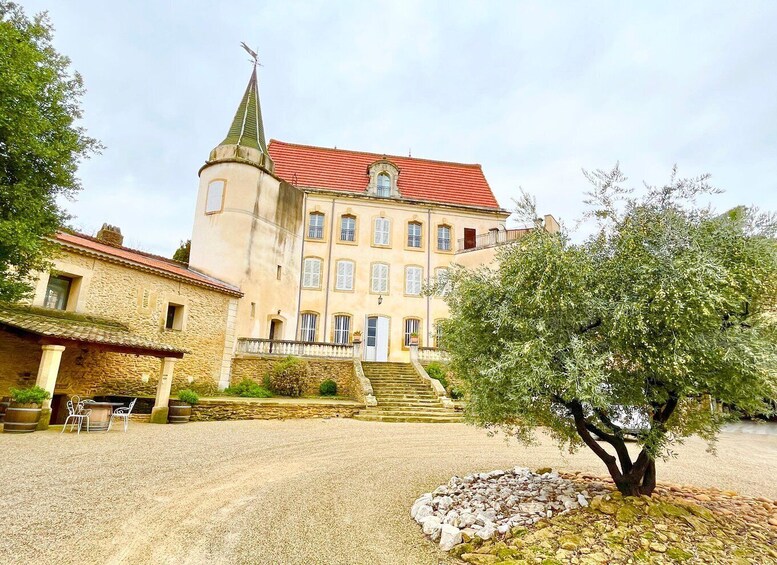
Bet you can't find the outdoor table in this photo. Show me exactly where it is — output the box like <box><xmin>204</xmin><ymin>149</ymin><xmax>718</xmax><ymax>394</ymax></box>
<box><xmin>81</xmin><ymin>401</ymin><xmax>124</xmax><ymax>432</ymax></box>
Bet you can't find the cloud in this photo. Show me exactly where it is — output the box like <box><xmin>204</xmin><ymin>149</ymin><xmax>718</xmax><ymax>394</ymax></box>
<box><xmin>24</xmin><ymin>0</ymin><xmax>777</xmax><ymax>253</ymax></box>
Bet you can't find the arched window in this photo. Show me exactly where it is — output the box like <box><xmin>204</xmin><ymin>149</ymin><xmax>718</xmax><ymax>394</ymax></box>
<box><xmin>308</xmin><ymin>212</ymin><xmax>324</xmax><ymax>239</ymax></box>
<box><xmin>333</xmin><ymin>314</ymin><xmax>352</xmax><ymax>344</ymax></box>
<box><xmin>300</xmin><ymin>312</ymin><xmax>318</xmax><ymax>342</ymax></box>
<box><xmin>407</xmin><ymin>221</ymin><xmax>422</xmax><ymax>248</ymax></box>
<box><xmin>404</xmin><ymin>318</ymin><xmax>421</xmax><ymax>346</ymax></box>
<box><xmin>340</xmin><ymin>215</ymin><xmax>356</xmax><ymax>242</ymax></box>
<box><xmin>437</xmin><ymin>225</ymin><xmax>452</xmax><ymax>251</ymax></box>
<box><xmin>377</xmin><ymin>173</ymin><xmax>391</xmax><ymax>197</ymax></box>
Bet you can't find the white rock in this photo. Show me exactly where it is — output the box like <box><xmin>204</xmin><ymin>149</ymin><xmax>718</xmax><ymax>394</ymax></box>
<box><xmin>443</xmin><ymin>510</ymin><xmax>459</xmax><ymax>525</ymax></box>
<box><xmin>414</xmin><ymin>504</ymin><xmax>434</xmax><ymax>523</ymax></box>
<box><xmin>439</xmin><ymin>524</ymin><xmax>462</xmax><ymax>551</ymax></box>
<box><xmin>410</xmin><ymin>494</ymin><xmax>432</xmax><ymax>518</ymax></box>
<box><xmin>433</xmin><ymin>485</ymin><xmax>449</xmax><ymax>496</ymax></box>
<box><xmin>577</xmin><ymin>494</ymin><xmax>589</xmax><ymax>507</ymax></box>
<box><xmin>421</xmin><ymin>516</ymin><xmax>442</xmax><ymax>536</ymax></box>
<box><xmin>476</xmin><ymin>523</ymin><xmax>496</xmax><ymax>540</ymax></box>
<box><xmin>518</xmin><ymin>502</ymin><xmax>546</xmax><ymax>514</ymax></box>
<box><xmin>436</xmin><ymin>496</ymin><xmax>454</xmax><ymax>512</ymax></box>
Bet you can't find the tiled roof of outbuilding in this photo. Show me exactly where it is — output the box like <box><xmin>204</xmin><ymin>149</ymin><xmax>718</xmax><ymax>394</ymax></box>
<box><xmin>268</xmin><ymin>140</ymin><xmax>503</xmax><ymax>210</ymax></box>
<box><xmin>0</xmin><ymin>304</ymin><xmax>187</xmax><ymax>356</ymax></box>
<box><xmin>53</xmin><ymin>232</ymin><xmax>242</xmax><ymax>297</ymax></box>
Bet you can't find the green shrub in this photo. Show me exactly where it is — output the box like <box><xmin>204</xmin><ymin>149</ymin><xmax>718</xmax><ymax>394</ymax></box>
<box><xmin>268</xmin><ymin>356</ymin><xmax>309</xmax><ymax>397</ymax></box>
<box><xmin>224</xmin><ymin>379</ymin><xmax>273</xmax><ymax>398</ymax></box>
<box><xmin>449</xmin><ymin>386</ymin><xmax>465</xmax><ymax>400</ymax></box>
<box><xmin>10</xmin><ymin>386</ymin><xmax>51</xmax><ymax>406</ymax></box>
<box><xmin>319</xmin><ymin>379</ymin><xmax>337</xmax><ymax>396</ymax></box>
<box><xmin>262</xmin><ymin>373</ymin><xmax>272</xmax><ymax>390</ymax></box>
<box><xmin>426</xmin><ymin>362</ymin><xmax>449</xmax><ymax>389</ymax></box>
<box><xmin>177</xmin><ymin>389</ymin><xmax>200</xmax><ymax>405</ymax></box>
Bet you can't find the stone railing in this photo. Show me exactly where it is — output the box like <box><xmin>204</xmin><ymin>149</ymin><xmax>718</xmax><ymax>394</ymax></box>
<box><xmin>352</xmin><ymin>341</ymin><xmax>377</xmax><ymax>407</ymax></box>
<box><xmin>237</xmin><ymin>338</ymin><xmax>354</xmax><ymax>359</ymax></box>
<box><xmin>418</xmin><ymin>347</ymin><xmax>449</xmax><ymax>363</ymax></box>
<box><xmin>456</xmin><ymin>228</ymin><xmax>531</xmax><ymax>252</ymax></box>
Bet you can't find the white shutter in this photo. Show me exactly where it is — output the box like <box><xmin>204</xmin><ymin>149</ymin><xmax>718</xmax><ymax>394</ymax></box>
<box><xmin>303</xmin><ymin>259</ymin><xmax>321</xmax><ymax>288</ymax></box>
<box><xmin>336</xmin><ymin>261</ymin><xmax>354</xmax><ymax>291</ymax></box>
<box><xmin>372</xmin><ymin>263</ymin><xmax>389</xmax><ymax>293</ymax></box>
<box><xmin>374</xmin><ymin>218</ymin><xmax>389</xmax><ymax>246</ymax></box>
<box><xmin>406</xmin><ymin>266</ymin><xmax>422</xmax><ymax>295</ymax></box>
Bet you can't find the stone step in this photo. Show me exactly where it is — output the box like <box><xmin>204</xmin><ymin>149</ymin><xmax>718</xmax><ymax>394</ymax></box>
<box><xmin>366</xmin><ymin>409</ymin><xmax>456</xmax><ymax>417</ymax></box>
<box><xmin>371</xmin><ymin>386</ymin><xmax>433</xmax><ymax>393</ymax></box>
<box><xmin>373</xmin><ymin>391</ymin><xmax>439</xmax><ymax>402</ymax></box>
<box><xmin>353</xmin><ymin>414</ymin><xmax>464</xmax><ymax>423</ymax></box>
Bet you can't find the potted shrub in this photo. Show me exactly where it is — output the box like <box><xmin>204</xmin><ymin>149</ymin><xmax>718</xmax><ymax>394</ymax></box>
<box><xmin>409</xmin><ymin>332</ymin><xmax>419</xmax><ymax>346</ymax></box>
<box><xmin>352</xmin><ymin>331</ymin><xmax>362</xmax><ymax>344</ymax></box>
<box><xmin>3</xmin><ymin>386</ymin><xmax>51</xmax><ymax>433</ymax></box>
<box><xmin>168</xmin><ymin>389</ymin><xmax>199</xmax><ymax>424</ymax></box>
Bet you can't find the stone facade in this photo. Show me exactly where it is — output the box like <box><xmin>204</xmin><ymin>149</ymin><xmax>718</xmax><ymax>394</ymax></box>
<box><xmin>1</xmin><ymin>245</ymin><xmax>238</xmax><ymax>402</ymax></box>
<box><xmin>230</xmin><ymin>355</ymin><xmax>359</xmax><ymax>398</ymax></box>
<box><xmin>190</xmin><ymin>397</ymin><xmax>363</xmax><ymax>421</ymax></box>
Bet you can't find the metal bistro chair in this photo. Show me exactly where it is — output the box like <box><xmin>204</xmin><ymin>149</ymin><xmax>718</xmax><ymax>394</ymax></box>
<box><xmin>61</xmin><ymin>400</ymin><xmax>91</xmax><ymax>434</ymax></box>
<box><xmin>109</xmin><ymin>398</ymin><xmax>137</xmax><ymax>432</ymax></box>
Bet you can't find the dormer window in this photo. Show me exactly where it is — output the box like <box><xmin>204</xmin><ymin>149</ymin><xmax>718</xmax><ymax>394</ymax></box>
<box><xmin>377</xmin><ymin>173</ymin><xmax>390</xmax><ymax>197</ymax></box>
<box><xmin>366</xmin><ymin>159</ymin><xmax>400</xmax><ymax>198</ymax></box>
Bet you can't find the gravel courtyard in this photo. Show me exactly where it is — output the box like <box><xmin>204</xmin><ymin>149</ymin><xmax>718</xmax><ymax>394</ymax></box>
<box><xmin>1</xmin><ymin>419</ymin><xmax>776</xmax><ymax>565</ymax></box>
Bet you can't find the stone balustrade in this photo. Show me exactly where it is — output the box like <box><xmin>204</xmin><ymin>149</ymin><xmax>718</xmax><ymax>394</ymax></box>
<box><xmin>237</xmin><ymin>338</ymin><xmax>354</xmax><ymax>359</ymax></box>
<box><xmin>418</xmin><ymin>347</ymin><xmax>449</xmax><ymax>363</ymax></box>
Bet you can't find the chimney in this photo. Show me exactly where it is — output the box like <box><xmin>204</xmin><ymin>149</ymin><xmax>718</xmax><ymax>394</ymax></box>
<box><xmin>96</xmin><ymin>223</ymin><xmax>124</xmax><ymax>247</ymax></box>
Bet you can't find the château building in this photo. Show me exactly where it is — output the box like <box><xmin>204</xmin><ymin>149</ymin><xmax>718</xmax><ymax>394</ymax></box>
<box><xmin>0</xmin><ymin>62</ymin><xmax>557</xmax><ymax>426</ymax></box>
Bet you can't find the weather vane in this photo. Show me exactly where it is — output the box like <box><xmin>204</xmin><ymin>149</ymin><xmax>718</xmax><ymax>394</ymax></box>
<box><xmin>240</xmin><ymin>42</ymin><xmax>261</xmax><ymax>67</ymax></box>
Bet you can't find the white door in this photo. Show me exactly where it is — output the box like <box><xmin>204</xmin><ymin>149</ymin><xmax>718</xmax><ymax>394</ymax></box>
<box><xmin>365</xmin><ymin>316</ymin><xmax>389</xmax><ymax>361</ymax></box>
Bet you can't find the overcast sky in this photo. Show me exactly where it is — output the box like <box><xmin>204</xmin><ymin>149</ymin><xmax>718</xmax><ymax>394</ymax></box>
<box><xmin>21</xmin><ymin>0</ymin><xmax>777</xmax><ymax>256</ymax></box>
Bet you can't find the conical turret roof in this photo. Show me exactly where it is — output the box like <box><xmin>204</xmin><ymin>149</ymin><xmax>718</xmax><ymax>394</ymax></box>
<box><xmin>219</xmin><ymin>65</ymin><xmax>267</xmax><ymax>153</ymax></box>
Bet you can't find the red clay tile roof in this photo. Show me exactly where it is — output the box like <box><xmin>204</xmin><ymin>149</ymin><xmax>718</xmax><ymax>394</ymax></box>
<box><xmin>268</xmin><ymin>140</ymin><xmax>502</xmax><ymax>210</ymax></box>
<box><xmin>54</xmin><ymin>232</ymin><xmax>242</xmax><ymax>296</ymax></box>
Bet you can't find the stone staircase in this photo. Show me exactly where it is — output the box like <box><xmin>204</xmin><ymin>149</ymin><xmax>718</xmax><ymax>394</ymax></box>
<box><xmin>354</xmin><ymin>362</ymin><xmax>463</xmax><ymax>423</ymax></box>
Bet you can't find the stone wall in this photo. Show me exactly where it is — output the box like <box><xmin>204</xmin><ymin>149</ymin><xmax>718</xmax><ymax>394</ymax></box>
<box><xmin>190</xmin><ymin>398</ymin><xmax>363</xmax><ymax>421</ymax></box>
<box><xmin>1</xmin><ymin>247</ymin><xmax>239</xmax><ymax>399</ymax></box>
<box><xmin>230</xmin><ymin>355</ymin><xmax>359</xmax><ymax>398</ymax></box>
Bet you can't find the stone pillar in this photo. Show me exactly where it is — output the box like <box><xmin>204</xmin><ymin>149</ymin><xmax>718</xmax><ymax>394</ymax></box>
<box><xmin>35</xmin><ymin>344</ymin><xmax>65</xmax><ymax>430</ymax></box>
<box><xmin>352</xmin><ymin>340</ymin><xmax>362</xmax><ymax>359</ymax></box>
<box><xmin>409</xmin><ymin>343</ymin><xmax>419</xmax><ymax>363</ymax></box>
<box><xmin>150</xmin><ymin>357</ymin><xmax>177</xmax><ymax>424</ymax></box>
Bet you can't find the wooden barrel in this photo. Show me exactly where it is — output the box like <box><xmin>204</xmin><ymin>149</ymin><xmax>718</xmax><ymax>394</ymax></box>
<box><xmin>0</xmin><ymin>397</ymin><xmax>10</xmax><ymax>423</ymax></box>
<box><xmin>3</xmin><ymin>404</ymin><xmax>42</xmax><ymax>433</ymax></box>
<box><xmin>167</xmin><ymin>402</ymin><xmax>192</xmax><ymax>424</ymax></box>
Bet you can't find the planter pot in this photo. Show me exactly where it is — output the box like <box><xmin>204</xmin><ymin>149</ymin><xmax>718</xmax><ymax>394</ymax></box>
<box><xmin>3</xmin><ymin>403</ymin><xmax>42</xmax><ymax>433</ymax></box>
<box><xmin>167</xmin><ymin>401</ymin><xmax>192</xmax><ymax>424</ymax></box>
<box><xmin>409</xmin><ymin>337</ymin><xmax>419</xmax><ymax>346</ymax></box>
<box><xmin>0</xmin><ymin>397</ymin><xmax>10</xmax><ymax>423</ymax></box>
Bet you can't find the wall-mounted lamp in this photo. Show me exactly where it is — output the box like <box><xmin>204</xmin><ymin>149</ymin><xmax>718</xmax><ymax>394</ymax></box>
<box><xmin>277</xmin><ymin>309</ymin><xmax>281</xmax><ymax>315</ymax></box>
<box><xmin>377</xmin><ymin>295</ymin><xmax>383</xmax><ymax>305</ymax></box>
<box><xmin>140</xmin><ymin>373</ymin><xmax>150</xmax><ymax>383</ymax></box>
<box><xmin>187</xmin><ymin>376</ymin><xmax>194</xmax><ymax>384</ymax></box>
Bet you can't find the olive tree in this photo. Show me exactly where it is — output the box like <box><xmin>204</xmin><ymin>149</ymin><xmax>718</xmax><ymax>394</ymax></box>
<box><xmin>441</xmin><ymin>165</ymin><xmax>777</xmax><ymax>496</ymax></box>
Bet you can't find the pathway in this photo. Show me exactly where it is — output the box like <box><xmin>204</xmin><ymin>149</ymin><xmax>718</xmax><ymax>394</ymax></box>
<box><xmin>1</xmin><ymin>419</ymin><xmax>775</xmax><ymax>564</ymax></box>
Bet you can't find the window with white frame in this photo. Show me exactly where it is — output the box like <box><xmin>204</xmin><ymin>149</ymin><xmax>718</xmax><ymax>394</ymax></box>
<box><xmin>205</xmin><ymin>180</ymin><xmax>225</xmax><ymax>214</ymax></box>
<box><xmin>371</xmin><ymin>263</ymin><xmax>389</xmax><ymax>293</ymax></box>
<box><xmin>404</xmin><ymin>318</ymin><xmax>420</xmax><ymax>346</ymax></box>
<box><xmin>407</xmin><ymin>221</ymin><xmax>422</xmax><ymax>248</ymax></box>
<box><xmin>377</xmin><ymin>173</ymin><xmax>391</xmax><ymax>197</ymax></box>
<box><xmin>437</xmin><ymin>225</ymin><xmax>451</xmax><ymax>251</ymax></box>
<box><xmin>308</xmin><ymin>212</ymin><xmax>325</xmax><ymax>239</ymax></box>
<box><xmin>373</xmin><ymin>217</ymin><xmax>390</xmax><ymax>246</ymax></box>
<box><xmin>405</xmin><ymin>266</ymin><xmax>422</xmax><ymax>295</ymax></box>
<box><xmin>340</xmin><ymin>215</ymin><xmax>356</xmax><ymax>242</ymax></box>
<box><xmin>334</xmin><ymin>315</ymin><xmax>351</xmax><ymax>344</ymax></box>
<box><xmin>335</xmin><ymin>260</ymin><xmax>354</xmax><ymax>291</ymax></box>
<box><xmin>300</xmin><ymin>313</ymin><xmax>318</xmax><ymax>342</ymax></box>
<box><xmin>302</xmin><ymin>258</ymin><xmax>322</xmax><ymax>288</ymax></box>
<box><xmin>435</xmin><ymin>321</ymin><xmax>444</xmax><ymax>348</ymax></box>
<box><xmin>435</xmin><ymin>267</ymin><xmax>450</xmax><ymax>296</ymax></box>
